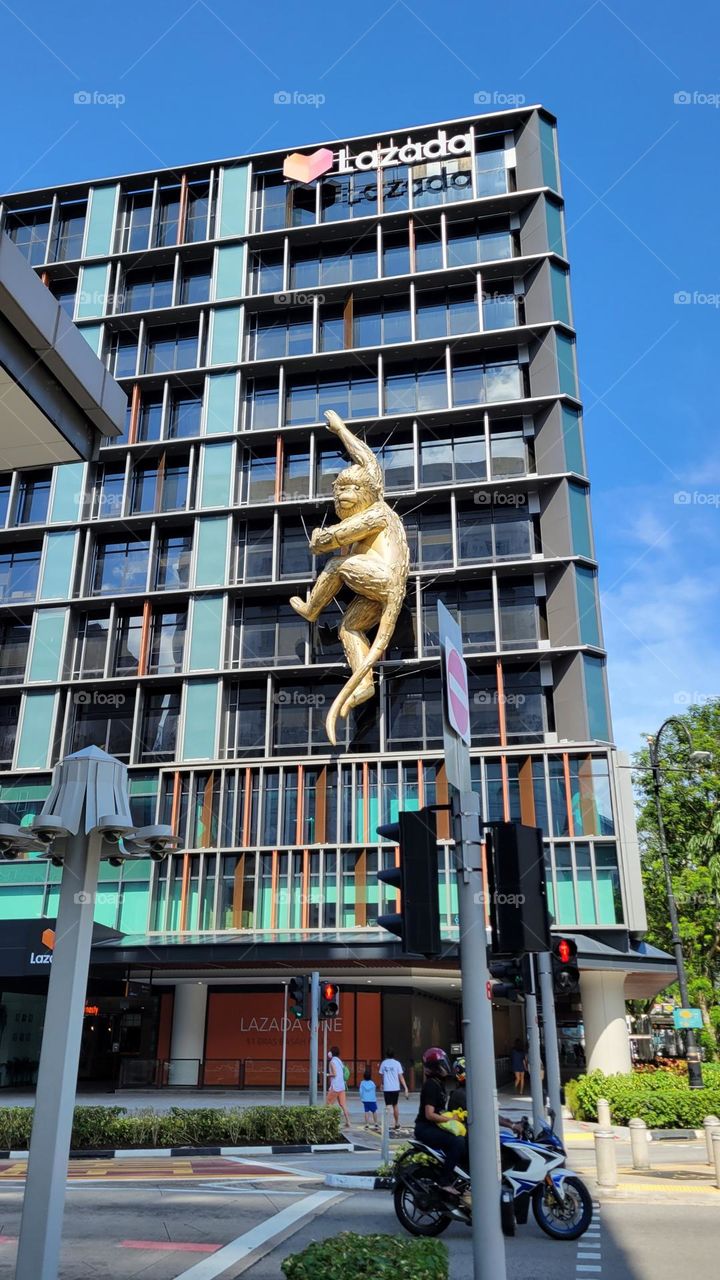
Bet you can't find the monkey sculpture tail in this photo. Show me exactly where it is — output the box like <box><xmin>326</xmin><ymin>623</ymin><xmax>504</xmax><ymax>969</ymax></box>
<box><xmin>326</xmin><ymin>595</ymin><xmax>403</xmax><ymax>746</ymax></box>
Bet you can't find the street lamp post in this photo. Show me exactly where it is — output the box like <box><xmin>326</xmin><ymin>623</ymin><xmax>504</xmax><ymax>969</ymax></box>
<box><xmin>1</xmin><ymin>746</ymin><xmax>180</xmax><ymax>1280</ymax></box>
<box><xmin>648</xmin><ymin>717</ymin><xmax>710</xmax><ymax>1090</ymax></box>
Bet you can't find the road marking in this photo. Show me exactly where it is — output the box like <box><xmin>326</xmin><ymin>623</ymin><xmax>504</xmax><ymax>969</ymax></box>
<box><xmin>173</xmin><ymin>1189</ymin><xmax>343</xmax><ymax>1279</ymax></box>
<box><xmin>120</xmin><ymin>1241</ymin><xmax>219</xmax><ymax>1253</ymax></box>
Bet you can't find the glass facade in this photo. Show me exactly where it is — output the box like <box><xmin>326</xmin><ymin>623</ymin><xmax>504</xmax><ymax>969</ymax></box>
<box><xmin>0</xmin><ymin>110</ymin><xmax>627</xmax><ymax>942</ymax></box>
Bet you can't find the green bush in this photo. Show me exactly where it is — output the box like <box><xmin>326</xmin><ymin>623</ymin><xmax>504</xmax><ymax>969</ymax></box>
<box><xmin>0</xmin><ymin>1104</ymin><xmax>342</xmax><ymax>1151</ymax></box>
<box><xmin>281</xmin><ymin>1233</ymin><xmax>448</xmax><ymax>1280</ymax></box>
<box><xmin>565</xmin><ymin>1068</ymin><xmax>720</xmax><ymax>1127</ymax></box>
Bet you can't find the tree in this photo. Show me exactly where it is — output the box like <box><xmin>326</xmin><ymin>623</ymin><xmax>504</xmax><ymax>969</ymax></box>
<box><xmin>634</xmin><ymin>701</ymin><xmax>720</xmax><ymax>1054</ymax></box>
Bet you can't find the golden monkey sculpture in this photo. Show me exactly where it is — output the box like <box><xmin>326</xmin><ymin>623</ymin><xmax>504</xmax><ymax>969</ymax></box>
<box><xmin>290</xmin><ymin>410</ymin><xmax>409</xmax><ymax>746</ymax></box>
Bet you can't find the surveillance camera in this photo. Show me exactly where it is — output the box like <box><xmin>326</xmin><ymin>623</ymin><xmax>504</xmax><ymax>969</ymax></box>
<box><xmin>51</xmin><ymin>855</ymin><xmax>64</xmax><ymax>868</ymax></box>
<box><xmin>131</xmin><ymin>825</ymin><xmax>181</xmax><ymax>857</ymax></box>
<box><xmin>97</xmin><ymin>815</ymin><xmax>134</xmax><ymax>844</ymax></box>
<box><xmin>108</xmin><ymin>856</ymin><xmax>125</xmax><ymax>868</ymax></box>
<box><xmin>149</xmin><ymin>846</ymin><xmax>171</xmax><ymax>862</ymax></box>
<box><xmin>0</xmin><ymin>843</ymin><xmax>18</xmax><ymax>860</ymax></box>
<box><xmin>29</xmin><ymin>816</ymin><xmax>71</xmax><ymax>843</ymax></box>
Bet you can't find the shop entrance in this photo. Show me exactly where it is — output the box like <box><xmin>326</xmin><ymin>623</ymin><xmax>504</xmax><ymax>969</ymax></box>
<box><xmin>78</xmin><ymin>996</ymin><xmax>160</xmax><ymax>1086</ymax></box>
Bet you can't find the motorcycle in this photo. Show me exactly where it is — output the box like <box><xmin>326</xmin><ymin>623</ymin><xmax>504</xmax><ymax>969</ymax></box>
<box><xmin>392</xmin><ymin>1111</ymin><xmax>593</xmax><ymax>1242</ymax></box>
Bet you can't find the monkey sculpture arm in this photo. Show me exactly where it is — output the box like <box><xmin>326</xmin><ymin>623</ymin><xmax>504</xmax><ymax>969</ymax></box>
<box><xmin>325</xmin><ymin>410</ymin><xmax>383</xmax><ymax>491</ymax></box>
<box><xmin>310</xmin><ymin>503</ymin><xmax>388</xmax><ymax>554</ymax></box>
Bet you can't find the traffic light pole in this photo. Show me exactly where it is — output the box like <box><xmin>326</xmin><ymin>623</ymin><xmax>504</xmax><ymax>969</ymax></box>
<box><xmin>523</xmin><ymin>955</ymin><xmax>546</xmax><ymax>1134</ymax></box>
<box><xmin>309</xmin><ymin>971</ymin><xmax>320</xmax><ymax>1106</ymax></box>
<box><xmin>452</xmin><ymin>787</ymin><xmax>507</xmax><ymax>1280</ymax></box>
<box><xmin>537</xmin><ymin>951</ymin><xmax>564</xmax><ymax>1145</ymax></box>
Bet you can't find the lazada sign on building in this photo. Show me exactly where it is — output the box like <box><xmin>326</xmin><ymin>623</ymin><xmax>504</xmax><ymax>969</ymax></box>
<box><xmin>283</xmin><ymin>128</ymin><xmax>473</xmax><ymax>183</ymax></box>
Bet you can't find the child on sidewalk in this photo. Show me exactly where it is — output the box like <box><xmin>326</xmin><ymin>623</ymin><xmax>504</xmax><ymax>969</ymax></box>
<box><xmin>359</xmin><ymin>1065</ymin><xmax>380</xmax><ymax>1130</ymax></box>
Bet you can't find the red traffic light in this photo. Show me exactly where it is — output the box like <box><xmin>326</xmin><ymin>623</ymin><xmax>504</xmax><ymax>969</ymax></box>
<box><xmin>323</xmin><ymin>983</ymin><xmax>335</xmax><ymax>1000</ymax></box>
<box><xmin>558</xmin><ymin>938</ymin><xmax>572</xmax><ymax>965</ymax></box>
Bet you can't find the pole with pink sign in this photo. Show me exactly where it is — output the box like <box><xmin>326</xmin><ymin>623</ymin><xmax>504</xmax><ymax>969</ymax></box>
<box><xmin>437</xmin><ymin>601</ymin><xmax>507</xmax><ymax>1280</ymax></box>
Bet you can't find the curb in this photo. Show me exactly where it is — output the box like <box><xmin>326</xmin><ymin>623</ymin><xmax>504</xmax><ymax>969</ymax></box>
<box><xmin>324</xmin><ymin>1173</ymin><xmax>392</xmax><ymax>1190</ymax></box>
<box><xmin>0</xmin><ymin>1142</ymin><xmax>360</xmax><ymax>1160</ymax></box>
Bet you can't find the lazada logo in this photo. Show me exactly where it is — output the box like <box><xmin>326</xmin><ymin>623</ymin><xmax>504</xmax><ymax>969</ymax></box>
<box><xmin>283</xmin><ymin>147</ymin><xmax>334</xmax><ymax>183</ymax></box>
<box><xmin>41</xmin><ymin>928</ymin><xmax>55</xmax><ymax>951</ymax></box>
<box><xmin>29</xmin><ymin>928</ymin><xmax>55</xmax><ymax>966</ymax></box>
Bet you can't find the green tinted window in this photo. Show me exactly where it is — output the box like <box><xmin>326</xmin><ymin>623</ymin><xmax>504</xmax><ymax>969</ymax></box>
<box><xmin>194</xmin><ymin>516</ymin><xmax>230</xmax><ymax>587</ymax></box>
<box><xmin>205</xmin><ymin>373</ymin><xmax>238</xmax><ymax>435</ymax></box>
<box><xmin>561</xmin><ymin>407</ymin><xmax>584</xmax><ymax>474</ymax></box>
<box><xmin>546</xmin><ymin>198</ymin><xmax>565</xmax><ymax>255</ymax></box>
<box><xmin>50</xmin><ymin>462</ymin><xmax>84</xmax><ymax>523</ymax></box>
<box><xmin>39</xmin><ymin>531</ymin><xmax>77</xmax><ymax>600</ymax></box>
<box><xmin>28</xmin><ymin>609</ymin><xmax>67</xmax><ymax>682</ymax></box>
<box><xmin>576</xmin><ymin>566</ymin><xmax>600</xmax><ymax>647</ymax></box>
<box><xmin>539</xmin><ymin>119</ymin><xmax>559</xmax><ymax>190</ymax></box>
<box><xmin>550</xmin><ymin>265</ymin><xmax>570</xmax><ymax>326</ymax></box>
<box><xmin>188</xmin><ymin>595</ymin><xmax>224</xmax><ymax>670</ymax></box>
<box><xmin>84</xmin><ymin>184</ymin><xmax>118</xmax><ymax>257</ymax></box>
<box><xmin>76</xmin><ymin>263</ymin><xmax>110</xmax><ymax>319</ymax></box>
<box><xmin>200</xmin><ymin>442</ymin><xmax>233</xmax><ymax>508</ymax></box>
<box><xmin>78</xmin><ymin>324</ymin><xmax>103</xmax><ymax>355</ymax></box>
<box><xmin>215</xmin><ymin>244</ymin><xmax>246</xmax><ymax>300</ymax></box>
<box><xmin>17</xmin><ymin>691</ymin><xmax>56</xmax><ymax>769</ymax></box>
<box><xmin>218</xmin><ymin>166</ymin><xmax>249</xmax><ymax>237</ymax></box>
<box><xmin>210</xmin><ymin>307</ymin><xmax>241</xmax><ymax>366</ymax></box>
<box><xmin>568</xmin><ymin>483</ymin><xmax>592</xmax><ymax>558</ymax></box>
<box><xmin>182</xmin><ymin>679</ymin><xmax>218</xmax><ymax>760</ymax></box>
<box><xmin>584</xmin><ymin>656</ymin><xmax>610</xmax><ymax>742</ymax></box>
<box><xmin>557</xmin><ymin>333</ymin><xmax>578</xmax><ymax>397</ymax></box>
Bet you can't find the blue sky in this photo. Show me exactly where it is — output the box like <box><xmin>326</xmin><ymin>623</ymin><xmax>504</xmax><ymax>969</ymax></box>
<box><xmin>1</xmin><ymin>0</ymin><xmax>717</xmax><ymax>753</ymax></box>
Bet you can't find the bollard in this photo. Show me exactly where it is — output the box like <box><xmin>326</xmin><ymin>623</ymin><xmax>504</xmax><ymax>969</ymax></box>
<box><xmin>703</xmin><ymin>1115</ymin><xmax>720</xmax><ymax>1165</ymax></box>
<box><xmin>381</xmin><ymin>1101</ymin><xmax>390</xmax><ymax>1168</ymax></box>
<box><xmin>629</xmin><ymin>1117</ymin><xmax>651</xmax><ymax>1170</ymax></box>
<box><xmin>594</xmin><ymin>1129</ymin><xmax>617</xmax><ymax>1189</ymax></box>
<box><xmin>596</xmin><ymin>1098</ymin><xmax>611</xmax><ymax>1129</ymax></box>
<box><xmin>713</xmin><ymin>1133</ymin><xmax>720</xmax><ymax>1190</ymax></box>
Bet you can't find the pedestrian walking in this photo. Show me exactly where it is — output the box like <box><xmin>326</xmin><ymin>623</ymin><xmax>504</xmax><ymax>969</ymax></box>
<box><xmin>510</xmin><ymin>1038</ymin><xmax>527</xmax><ymax>1094</ymax></box>
<box><xmin>358</xmin><ymin>1065</ymin><xmax>380</xmax><ymax>1129</ymax></box>
<box><xmin>326</xmin><ymin>1046</ymin><xmax>351</xmax><ymax>1127</ymax></box>
<box><xmin>378</xmin><ymin>1048</ymin><xmax>409</xmax><ymax>1131</ymax></box>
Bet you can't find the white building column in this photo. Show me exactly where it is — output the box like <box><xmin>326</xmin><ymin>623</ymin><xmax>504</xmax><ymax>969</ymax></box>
<box><xmin>168</xmin><ymin>982</ymin><xmax>208</xmax><ymax>1085</ymax></box>
<box><xmin>580</xmin><ymin>970</ymin><xmax>632</xmax><ymax>1075</ymax></box>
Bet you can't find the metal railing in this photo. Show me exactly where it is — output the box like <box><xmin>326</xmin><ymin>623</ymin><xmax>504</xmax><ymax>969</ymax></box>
<box><xmin>116</xmin><ymin>1055</ymin><xmax>514</xmax><ymax>1091</ymax></box>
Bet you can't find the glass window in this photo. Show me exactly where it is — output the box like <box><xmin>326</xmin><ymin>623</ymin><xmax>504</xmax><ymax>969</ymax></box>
<box><xmin>225</xmin><ymin>683</ymin><xmax>266</xmax><ymax>756</ymax></box>
<box><xmin>109</xmin><ymin>332</ymin><xmax>138</xmax><ymax>379</ymax></box>
<box><xmin>148</xmin><ymin>611</ymin><xmax>187</xmax><ymax>674</ymax></box>
<box><xmin>382</xmin><ymin>230</ymin><xmax>410</xmax><ymax>277</ymax></box>
<box><xmin>387</xmin><ymin>676</ymin><xmax>443</xmax><ymax>748</ymax></box>
<box><xmin>119</xmin><ymin>189</ymin><xmax>153</xmax><ymax>252</ymax></box>
<box><xmin>569</xmin><ymin>482</ymin><xmax>593</xmax><ymax>558</ymax></box>
<box><xmin>315</xmin><ymin>446</ymin><xmax>344</xmax><ymax>497</ymax></box>
<box><xmin>490</xmin><ymin>424</ymin><xmax>526</xmax><ymax>477</ymax></box>
<box><xmin>0</xmin><ymin>546</ymin><xmax>41</xmax><ymax>601</ymax></box>
<box><xmin>241</xmin><ymin>450</ymin><xmax>276</xmax><ymax>503</ymax></box>
<box><xmin>169</xmin><ymin>389</ymin><xmax>202</xmax><ymax>439</ymax></box>
<box><xmin>475</xmin><ymin>145</ymin><xmax>508</xmax><ymax>196</ymax></box>
<box><xmin>195</xmin><ymin>516</ymin><xmax>229</xmax><ymax>587</ymax></box>
<box><xmin>286</xmin><ymin>373</ymin><xmax>378</xmax><ymax>426</ymax></box>
<box><xmin>92</xmin><ymin>538</ymin><xmax>149</xmax><ymax>595</ymax></box>
<box><xmin>422</xmin><ymin>587</ymin><xmax>494</xmax><ymax>653</ymax></box>
<box><xmin>595</xmin><ymin>844</ymin><xmax>622</xmax><ymax>923</ymax></box>
<box><xmin>557</xmin><ymin>333</ymin><xmax>578</xmax><ymax>397</ymax></box>
<box><xmin>154</xmin><ymin>185</ymin><xmax>181</xmax><ymax>247</ymax></box>
<box><xmin>562</xmin><ymin>407</ymin><xmax>585</xmax><ymax>474</ymax></box>
<box><xmin>413</xmin><ymin>156</ymin><xmax>473</xmax><ymax>207</ymax></box>
<box><xmin>283</xmin><ymin>448</ymin><xmax>310</xmax><ymax>500</ymax></box>
<box><xmin>50</xmin><ymin>276</ymin><xmax>77</xmax><ymax>318</ymax></box>
<box><xmin>280</xmin><ymin>520</ymin><xmax>312</xmax><ymax>578</ymax></box>
<box><xmin>239</xmin><ymin>603</ymin><xmax>305</xmax><ymax>666</ymax></box>
<box><xmin>180</xmin><ymin>261</ymin><xmax>211</xmax><ymax>304</ymax></box>
<box><xmin>136</xmin><ymin>395</ymin><xmax>163</xmax><ymax>443</ymax></box>
<box><xmin>576</xmin><ymin>566</ymin><xmax>601</xmax><ymax>647</ymax></box>
<box><xmin>113</xmin><ymin>611</ymin><xmax>143</xmax><ymax>674</ymax></box>
<box><xmin>378</xmin><ymin>439</ymin><xmax>414</xmax><ymax>490</ymax></box>
<box><xmin>145</xmin><ymin>324</ymin><xmax>198</xmax><ymax>373</ymax></box>
<box><xmin>50</xmin><ymin>200</ymin><xmax>86</xmax><ymax>261</ymax></box>
<box><xmin>244</xmin><ymin>378</ymin><xmax>279</xmax><ymax>431</ymax></box>
<box><xmin>130</xmin><ymin>462</ymin><xmax>159</xmax><ymax>514</ymax></box>
<box><xmin>504</xmin><ymin>668</ymin><xmax>546</xmax><ymax>742</ymax></box>
<box><xmin>319</xmin><ymin>172</ymin><xmax>379</xmax><ymax>221</ymax></box>
<box><xmin>0</xmin><ymin>622</ymin><xmax>31</xmax><ymax>682</ymax></box>
<box><xmin>498</xmin><ymin>580</ymin><xmax>538</xmax><ymax>649</ymax></box>
<box><xmin>15</xmin><ymin>470</ymin><xmax>52</xmax><ymax>525</ymax></box>
<box><xmin>93</xmin><ymin>464</ymin><xmax>126</xmax><ymax>518</ymax></box>
<box><xmin>385</xmin><ymin>366</ymin><xmax>447</xmax><ymax>415</ymax></box>
<box><xmin>122</xmin><ymin>267</ymin><xmax>173</xmax><ymax>312</ymax></box>
<box><xmin>254</xmin><ymin>171</ymin><xmax>288</xmax><ymax>232</ymax></box>
<box><xmin>187</xmin><ymin>596</ymin><xmax>223</xmax><ymax>671</ymax></box>
<box><xmin>584</xmin><ymin>656</ymin><xmax>610</xmax><ymax>742</ymax></box>
<box><xmin>185</xmin><ymin>181</ymin><xmax>210</xmax><ymax>242</ymax></box>
<box><xmin>72</xmin><ymin>614</ymin><xmax>109</xmax><ymax>678</ymax></box>
<box><xmin>416</xmin><ymin>285</ymin><xmax>478</xmax><ymax>340</ymax></box>
<box><xmin>319</xmin><ymin>305</ymin><xmax>345</xmax><ymax>352</ymax></box>
<box><xmin>236</xmin><ymin>522</ymin><xmax>273</xmax><ymax>582</ymax></box>
<box><xmin>249</xmin><ymin>249</ymin><xmax>284</xmax><ymax>295</ymax></box>
<box><xmin>155</xmin><ymin>534</ymin><xmax>192</xmax><ymax>589</ymax></box>
<box><xmin>414</xmin><ymin>227</ymin><xmax>443</xmax><ymax>273</ymax></box>
<box><xmin>161</xmin><ymin>457</ymin><xmax>190</xmax><ymax>511</ymax></box>
<box><xmin>483</xmin><ymin>287</ymin><xmax>518</xmax><ymax>330</ymax></box>
<box><xmin>140</xmin><ymin>690</ymin><xmax>180</xmax><ymax>761</ymax></box>
<box><xmin>72</xmin><ymin>694</ymin><xmax>133</xmax><ymax>761</ymax></box>
<box><xmin>382</xmin><ymin>165</ymin><xmax>410</xmax><ymax>212</ymax></box>
<box><xmin>5</xmin><ymin>205</ymin><xmax>51</xmax><ymax>265</ymax></box>
<box><xmin>200</xmin><ymin>442</ymin><xmax>233</xmax><ymax>508</ymax></box>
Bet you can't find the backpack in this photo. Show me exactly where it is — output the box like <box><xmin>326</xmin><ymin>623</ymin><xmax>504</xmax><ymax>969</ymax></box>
<box><xmin>343</xmin><ymin>1064</ymin><xmax>350</xmax><ymax>1084</ymax></box>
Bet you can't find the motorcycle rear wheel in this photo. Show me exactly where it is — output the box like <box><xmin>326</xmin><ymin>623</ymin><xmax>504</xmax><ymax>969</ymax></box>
<box><xmin>393</xmin><ymin>1171</ymin><xmax>452</xmax><ymax>1237</ymax></box>
<box><xmin>531</xmin><ymin>1176</ymin><xmax>593</xmax><ymax>1240</ymax></box>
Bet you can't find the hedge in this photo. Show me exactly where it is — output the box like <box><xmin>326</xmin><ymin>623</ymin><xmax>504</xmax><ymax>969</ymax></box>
<box><xmin>565</xmin><ymin>1067</ymin><xmax>720</xmax><ymax>1127</ymax></box>
<box><xmin>0</xmin><ymin>1105</ymin><xmax>342</xmax><ymax>1151</ymax></box>
<box><xmin>281</xmin><ymin>1233</ymin><xmax>448</xmax><ymax>1280</ymax></box>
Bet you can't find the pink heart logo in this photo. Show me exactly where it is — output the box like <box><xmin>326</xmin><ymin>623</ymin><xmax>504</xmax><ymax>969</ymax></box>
<box><xmin>283</xmin><ymin>147</ymin><xmax>334</xmax><ymax>183</ymax></box>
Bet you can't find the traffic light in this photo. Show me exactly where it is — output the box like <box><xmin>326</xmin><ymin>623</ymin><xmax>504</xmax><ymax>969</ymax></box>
<box><xmin>288</xmin><ymin>975</ymin><xmax>307</xmax><ymax>1019</ymax></box>
<box><xmin>551</xmin><ymin>936</ymin><xmax>580</xmax><ymax>995</ymax></box>
<box><xmin>484</xmin><ymin>822</ymin><xmax>551</xmax><ymax>954</ymax></box>
<box><xmin>488</xmin><ymin>956</ymin><xmax>526</xmax><ymax>1002</ymax></box>
<box><xmin>376</xmin><ymin>808</ymin><xmax>442</xmax><ymax>957</ymax></box>
<box><xmin>320</xmin><ymin>982</ymin><xmax>340</xmax><ymax>1019</ymax></box>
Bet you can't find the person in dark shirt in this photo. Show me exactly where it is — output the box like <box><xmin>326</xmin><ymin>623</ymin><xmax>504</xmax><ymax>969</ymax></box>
<box><xmin>414</xmin><ymin>1046</ymin><xmax>466</xmax><ymax>1193</ymax></box>
<box><xmin>448</xmin><ymin>1056</ymin><xmax>467</xmax><ymax>1112</ymax></box>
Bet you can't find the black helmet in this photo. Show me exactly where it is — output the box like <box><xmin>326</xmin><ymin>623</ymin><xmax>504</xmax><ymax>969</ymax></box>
<box><xmin>452</xmin><ymin>1056</ymin><xmax>466</xmax><ymax>1082</ymax></box>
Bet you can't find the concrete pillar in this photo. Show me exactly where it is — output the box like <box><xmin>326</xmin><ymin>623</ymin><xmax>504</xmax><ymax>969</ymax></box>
<box><xmin>579</xmin><ymin>970</ymin><xmax>632</xmax><ymax>1075</ymax></box>
<box><xmin>168</xmin><ymin>982</ymin><xmax>208</xmax><ymax>1085</ymax></box>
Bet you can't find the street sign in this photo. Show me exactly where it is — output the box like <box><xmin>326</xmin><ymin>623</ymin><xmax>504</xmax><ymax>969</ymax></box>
<box><xmin>438</xmin><ymin>601</ymin><xmax>471</xmax><ymax>790</ymax></box>
<box><xmin>673</xmin><ymin>1007</ymin><xmax>703</xmax><ymax>1030</ymax></box>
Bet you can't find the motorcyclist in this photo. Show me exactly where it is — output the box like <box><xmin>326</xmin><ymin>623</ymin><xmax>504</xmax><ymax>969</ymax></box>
<box><xmin>414</xmin><ymin>1046</ymin><xmax>466</xmax><ymax>1195</ymax></box>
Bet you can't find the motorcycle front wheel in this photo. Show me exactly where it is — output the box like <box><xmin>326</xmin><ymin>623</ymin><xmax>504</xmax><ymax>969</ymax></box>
<box><xmin>532</xmin><ymin>1176</ymin><xmax>593</xmax><ymax>1240</ymax></box>
<box><xmin>393</xmin><ymin>1171</ymin><xmax>452</xmax><ymax>1237</ymax></box>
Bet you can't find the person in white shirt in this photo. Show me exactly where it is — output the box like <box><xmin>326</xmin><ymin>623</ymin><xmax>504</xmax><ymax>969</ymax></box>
<box><xmin>378</xmin><ymin>1048</ymin><xmax>409</xmax><ymax>1131</ymax></box>
<box><xmin>326</xmin><ymin>1046</ymin><xmax>350</xmax><ymax>1127</ymax></box>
